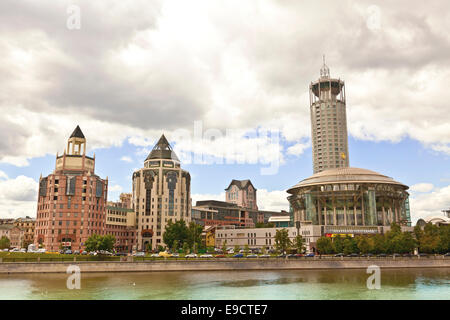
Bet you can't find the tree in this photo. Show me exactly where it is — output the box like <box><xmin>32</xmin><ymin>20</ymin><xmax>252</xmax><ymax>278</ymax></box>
<box><xmin>0</xmin><ymin>236</ymin><xmax>10</xmax><ymax>249</ymax></box>
<box><xmin>182</xmin><ymin>242</ymin><xmax>190</xmax><ymax>255</ymax></box>
<box><xmin>356</xmin><ymin>236</ymin><xmax>371</xmax><ymax>254</ymax></box>
<box><xmin>261</xmin><ymin>246</ymin><xmax>266</xmax><ymax>255</ymax></box>
<box><xmin>84</xmin><ymin>234</ymin><xmax>115</xmax><ymax>252</ymax></box>
<box><xmin>332</xmin><ymin>235</ymin><xmax>344</xmax><ymax>253</ymax></box>
<box><xmin>163</xmin><ymin>220</ymin><xmax>189</xmax><ymax>250</ymax></box>
<box><xmin>187</xmin><ymin>222</ymin><xmax>203</xmax><ymax>252</ymax></box>
<box><xmin>255</xmin><ymin>222</ymin><xmax>275</xmax><ymax>228</ymax></box>
<box><xmin>294</xmin><ymin>235</ymin><xmax>306</xmax><ymax>253</ymax></box>
<box><xmin>372</xmin><ymin>234</ymin><xmax>386</xmax><ymax>254</ymax></box>
<box><xmin>437</xmin><ymin>225</ymin><xmax>450</xmax><ymax>254</ymax></box>
<box><xmin>316</xmin><ymin>236</ymin><xmax>333</xmax><ymax>254</ymax></box>
<box><xmin>172</xmin><ymin>240</ymin><xmax>179</xmax><ymax>253</ymax></box>
<box><xmin>274</xmin><ymin>229</ymin><xmax>291</xmax><ymax>253</ymax></box>
<box><xmin>244</xmin><ymin>244</ymin><xmax>249</xmax><ymax>255</ymax></box>
<box><xmin>222</xmin><ymin>240</ymin><xmax>227</xmax><ymax>254</ymax></box>
<box><xmin>343</xmin><ymin>236</ymin><xmax>358</xmax><ymax>255</ymax></box>
<box><xmin>99</xmin><ymin>234</ymin><xmax>115</xmax><ymax>251</ymax></box>
<box><xmin>234</xmin><ymin>245</ymin><xmax>240</xmax><ymax>253</ymax></box>
<box><xmin>85</xmin><ymin>234</ymin><xmax>101</xmax><ymax>252</ymax></box>
<box><xmin>418</xmin><ymin>223</ymin><xmax>440</xmax><ymax>253</ymax></box>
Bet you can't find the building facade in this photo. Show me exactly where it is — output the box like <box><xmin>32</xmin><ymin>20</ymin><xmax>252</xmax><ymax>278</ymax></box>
<box><xmin>34</xmin><ymin>126</ymin><xmax>108</xmax><ymax>251</ymax></box>
<box><xmin>225</xmin><ymin>179</ymin><xmax>258</xmax><ymax>210</ymax></box>
<box><xmin>0</xmin><ymin>225</ymin><xmax>24</xmax><ymax>249</ymax></box>
<box><xmin>14</xmin><ymin>217</ymin><xmax>35</xmax><ymax>248</ymax></box>
<box><xmin>132</xmin><ymin>135</ymin><xmax>191</xmax><ymax>250</ymax></box>
<box><xmin>310</xmin><ymin>58</ymin><xmax>349</xmax><ymax>173</ymax></box>
<box><xmin>215</xmin><ymin>225</ymin><xmax>319</xmax><ymax>252</ymax></box>
<box><xmin>105</xmin><ymin>195</ymin><xmax>136</xmax><ymax>253</ymax></box>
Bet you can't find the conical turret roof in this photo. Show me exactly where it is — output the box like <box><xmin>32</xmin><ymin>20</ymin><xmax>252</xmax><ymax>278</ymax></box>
<box><xmin>70</xmin><ymin>125</ymin><xmax>85</xmax><ymax>139</ymax></box>
<box><xmin>146</xmin><ymin>134</ymin><xmax>179</xmax><ymax>161</ymax></box>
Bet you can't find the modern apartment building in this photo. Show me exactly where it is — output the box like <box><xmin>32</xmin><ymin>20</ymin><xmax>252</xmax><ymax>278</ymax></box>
<box><xmin>34</xmin><ymin>126</ymin><xmax>108</xmax><ymax>251</ymax></box>
<box><xmin>132</xmin><ymin>134</ymin><xmax>191</xmax><ymax>250</ymax></box>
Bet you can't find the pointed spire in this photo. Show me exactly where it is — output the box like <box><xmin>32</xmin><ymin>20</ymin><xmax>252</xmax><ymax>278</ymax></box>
<box><xmin>70</xmin><ymin>125</ymin><xmax>85</xmax><ymax>139</ymax></box>
<box><xmin>320</xmin><ymin>54</ymin><xmax>330</xmax><ymax>79</ymax></box>
<box><xmin>145</xmin><ymin>134</ymin><xmax>180</xmax><ymax>161</ymax></box>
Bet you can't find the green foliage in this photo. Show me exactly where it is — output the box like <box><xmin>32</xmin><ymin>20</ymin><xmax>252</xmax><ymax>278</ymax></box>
<box><xmin>274</xmin><ymin>229</ymin><xmax>291</xmax><ymax>253</ymax></box>
<box><xmin>332</xmin><ymin>235</ymin><xmax>344</xmax><ymax>253</ymax></box>
<box><xmin>163</xmin><ymin>220</ymin><xmax>189</xmax><ymax>250</ymax></box>
<box><xmin>343</xmin><ymin>236</ymin><xmax>358</xmax><ymax>255</ymax></box>
<box><xmin>316</xmin><ymin>236</ymin><xmax>333</xmax><ymax>254</ymax></box>
<box><xmin>182</xmin><ymin>242</ymin><xmax>190</xmax><ymax>255</ymax></box>
<box><xmin>172</xmin><ymin>240</ymin><xmax>179</xmax><ymax>252</ymax></box>
<box><xmin>84</xmin><ymin>234</ymin><xmax>116</xmax><ymax>252</ymax></box>
<box><xmin>0</xmin><ymin>236</ymin><xmax>10</xmax><ymax>249</ymax></box>
<box><xmin>294</xmin><ymin>235</ymin><xmax>306</xmax><ymax>253</ymax></box>
<box><xmin>157</xmin><ymin>245</ymin><xmax>164</xmax><ymax>252</ymax></box>
<box><xmin>416</xmin><ymin>223</ymin><xmax>441</xmax><ymax>253</ymax></box>
<box><xmin>356</xmin><ymin>236</ymin><xmax>371</xmax><ymax>254</ymax></box>
<box><xmin>222</xmin><ymin>241</ymin><xmax>227</xmax><ymax>254</ymax></box>
<box><xmin>244</xmin><ymin>244</ymin><xmax>249</xmax><ymax>255</ymax></box>
<box><xmin>255</xmin><ymin>222</ymin><xmax>275</xmax><ymax>228</ymax></box>
<box><xmin>234</xmin><ymin>245</ymin><xmax>240</xmax><ymax>253</ymax></box>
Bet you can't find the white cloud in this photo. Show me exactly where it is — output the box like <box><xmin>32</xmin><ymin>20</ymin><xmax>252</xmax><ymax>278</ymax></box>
<box><xmin>1</xmin><ymin>0</ymin><xmax>450</xmax><ymax>168</ymax></box>
<box><xmin>0</xmin><ymin>170</ymin><xmax>8</xmax><ymax>180</ymax></box>
<box><xmin>409</xmin><ymin>184</ymin><xmax>450</xmax><ymax>224</ymax></box>
<box><xmin>410</xmin><ymin>183</ymin><xmax>435</xmax><ymax>193</ymax></box>
<box><xmin>0</xmin><ymin>175</ymin><xmax>38</xmax><ymax>219</ymax></box>
<box><xmin>109</xmin><ymin>184</ymin><xmax>123</xmax><ymax>193</ymax></box>
<box><xmin>120</xmin><ymin>156</ymin><xmax>133</xmax><ymax>163</ymax></box>
<box><xmin>287</xmin><ymin>142</ymin><xmax>309</xmax><ymax>156</ymax></box>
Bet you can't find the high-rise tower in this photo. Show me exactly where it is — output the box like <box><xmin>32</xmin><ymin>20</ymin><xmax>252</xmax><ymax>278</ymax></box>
<box><xmin>132</xmin><ymin>134</ymin><xmax>191</xmax><ymax>250</ymax></box>
<box><xmin>35</xmin><ymin>126</ymin><xmax>108</xmax><ymax>251</ymax></box>
<box><xmin>309</xmin><ymin>57</ymin><xmax>349</xmax><ymax>173</ymax></box>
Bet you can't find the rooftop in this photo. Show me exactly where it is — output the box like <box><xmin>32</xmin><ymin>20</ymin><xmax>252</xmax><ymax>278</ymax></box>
<box><xmin>146</xmin><ymin>134</ymin><xmax>180</xmax><ymax>162</ymax></box>
<box><xmin>288</xmin><ymin>167</ymin><xmax>408</xmax><ymax>193</ymax></box>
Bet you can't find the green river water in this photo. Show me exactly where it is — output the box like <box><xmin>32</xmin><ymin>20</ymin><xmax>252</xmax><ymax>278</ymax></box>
<box><xmin>0</xmin><ymin>268</ymin><xmax>448</xmax><ymax>300</ymax></box>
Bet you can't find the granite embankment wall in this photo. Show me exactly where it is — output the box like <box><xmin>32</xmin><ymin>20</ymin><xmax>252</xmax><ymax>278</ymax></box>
<box><xmin>0</xmin><ymin>258</ymin><xmax>449</xmax><ymax>274</ymax></box>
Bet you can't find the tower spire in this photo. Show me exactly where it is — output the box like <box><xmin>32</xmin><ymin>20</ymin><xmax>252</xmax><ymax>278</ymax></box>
<box><xmin>320</xmin><ymin>54</ymin><xmax>330</xmax><ymax>79</ymax></box>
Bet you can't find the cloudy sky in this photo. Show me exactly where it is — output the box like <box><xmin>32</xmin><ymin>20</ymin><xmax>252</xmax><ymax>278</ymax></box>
<box><xmin>1</xmin><ymin>0</ymin><xmax>450</xmax><ymax>223</ymax></box>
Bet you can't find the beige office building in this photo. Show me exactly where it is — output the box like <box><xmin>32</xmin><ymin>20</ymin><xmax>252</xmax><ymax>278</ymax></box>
<box><xmin>132</xmin><ymin>135</ymin><xmax>191</xmax><ymax>250</ymax></box>
<box><xmin>310</xmin><ymin>58</ymin><xmax>349</xmax><ymax>173</ymax></box>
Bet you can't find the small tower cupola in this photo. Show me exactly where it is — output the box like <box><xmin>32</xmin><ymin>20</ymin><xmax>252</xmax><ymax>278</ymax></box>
<box><xmin>67</xmin><ymin>125</ymin><xmax>86</xmax><ymax>156</ymax></box>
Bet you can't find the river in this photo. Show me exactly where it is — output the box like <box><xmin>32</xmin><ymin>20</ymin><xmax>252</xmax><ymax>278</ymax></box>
<box><xmin>0</xmin><ymin>268</ymin><xmax>448</xmax><ymax>300</ymax></box>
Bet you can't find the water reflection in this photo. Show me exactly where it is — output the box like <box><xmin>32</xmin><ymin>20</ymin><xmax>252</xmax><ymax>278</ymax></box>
<box><xmin>0</xmin><ymin>268</ymin><xmax>448</xmax><ymax>300</ymax></box>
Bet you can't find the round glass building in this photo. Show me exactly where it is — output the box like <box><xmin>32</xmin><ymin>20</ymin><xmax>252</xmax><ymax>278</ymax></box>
<box><xmin>287</xmin><ymin>167</ymin><xmax>411</xmax><ymax>227</ymax></box>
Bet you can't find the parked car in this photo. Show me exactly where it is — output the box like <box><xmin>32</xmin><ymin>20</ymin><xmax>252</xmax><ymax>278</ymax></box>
<box><xmin>347</xmin><ymin>253</ymin><xmax>359</xmax><ymax>258</ymax></box>
<box><xmin>158</xmin><ymin>251</ymin><xmax>172</xmax><ymax>258</ymax></box>
<box><xmin>334</xmin><ymin>253</ymin><xmax>344</xmax><ymax>257</ymax></box>
<box><xmin>444</xmin><ymin>253</ymin><xmax>450</xmax><ymax>257</ymax></box>
<box><xmin>185</xmin><ymin>253</ymin><xmax>198</xmax><ymax>258</ymax></box>
<box><xmin>19</xmin><ymin>248</ymin><xmax>26</xmax><ymax>253</ymax></box>
<box><xmin>246</xmin><ymin>254</ymin><xmax>258</xmax><ymax>258</ymax></box>
<box><xmin>305</xmin><ymin>253</ymin><xmax>315</xmax><ymax>258</ymax></box>
<box><xmin>227</xmin><ymin>249</ymin><xmax>234</xmax><ymax>254</ymax></box>
<box><xmin>377</xmin><ymin>253</ymin><xmax>387</xmax><ymax>258</ymax></box>
<box><xmin>73</xmin><ymin>250</ymin><xmax>80</xmax><ymax>255</ymax></box>
<box><xmin>417</xmin><ymin>253</ymin><xmax>428</xmax><ymax>257</ymax></box>
<box><xmin>132</xmin><ymin>252</ymin><xmax>145</xmax><ymax>257</ymax></box>
<box><xmin>287</xmin><ymin>254</ymin><xmax>297</xmax><ymax>259</ymax></box>
<box><xmin>277</xmin><ymin>254</ymin><xmax>287</xmax><ymax>258</ymax></box>
<box><xmin>360</xmin><ymin>253</ymin><xmax>374</xmax><ymax>257</ymax></box>
<box><xmin>81</xmin><ymin>251</ymin><xmax>88</xmax><ymax>255</ymax></box>
<box><xmin>200</xmin><ymin>254</ymin><xmax>213</xmax><ymax>258</ymax></box>
<box><xmin>88</xmin><ymin>251</ymin><xmax>98</xmax><ymax>256</ymax></box>
<box><xmin>259</xmin><ymin>254</ymin><xmax>271</xmax><ymax>258</ymax></box>
<box><xmin>171</xmin><ymin>253</ymin><xmax>180</xmax><ymax>258</ymax></box>
<box><xmin>2</xmin><ymin>249</ymin><xmax>8</xmax><ymax>252</ymax></box>
<box><xmin>402</xmin><ymin>253</ymin><xmax>413</xmax><ymax>257</ymax></box>
<box><xmin>149</xmin><ymin>253</ymin><xmax>159</xmax><ymax>258</ymax></box>
<box><xmin>294</xmin><ymin>253</ymin><xmax>303</xmax><ymax>258</ymax></box>
<box><xmin>392</xmin><ymin>253</ymin><xmax>402</xmax><ymax>258</ymax></box>
<box><xmin>10</xmin><ymin>248</ymin><xmax>20</xmax><ymax>252</ymax></box>
<box><xmin>64</xmin><ymin>250</ymin><xmax>72</xmax><ymax>254</ymax></box>
<box><xmin>215</xmin><ymin>254</ymin><xmax>225</xmax><ymax>258</ymax></box>
<box><xmin>233</xmin><ymin>253</ymin><xmax>244</xmax><ymax>258</ymax></box>
<box><xmin>114</xmin><ymin>252</ymin><xmax>127</xmax><ymax>256</ymax></box>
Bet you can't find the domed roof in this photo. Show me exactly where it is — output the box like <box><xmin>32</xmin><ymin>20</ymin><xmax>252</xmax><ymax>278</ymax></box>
<box><xmin>287</xmin><ymin>167</ymin><xmax>408</xmax><ymax>193</ymax></box>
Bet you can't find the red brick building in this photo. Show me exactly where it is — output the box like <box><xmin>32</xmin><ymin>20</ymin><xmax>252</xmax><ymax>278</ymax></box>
<box><xmin>106</xmin><ymin>194</ymin><xmax>137</xmax><ymax>253</ymax></box>
<box><xmin>34</xmin><ymin>126</ymin><xmax>108</xmax><ymax>251</ymax></box>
